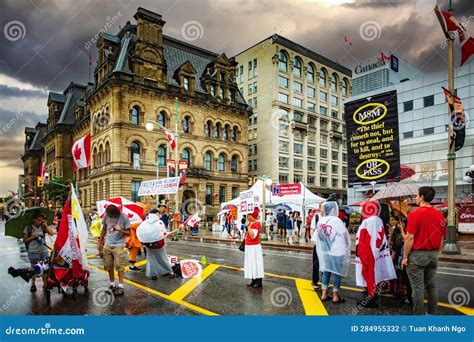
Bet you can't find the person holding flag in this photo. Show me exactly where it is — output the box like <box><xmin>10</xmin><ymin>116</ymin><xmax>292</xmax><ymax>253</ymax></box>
<box><xmin>99</xmin><ymin>204</ymin><xmax>131</xmax><ymax>296</ymax></box>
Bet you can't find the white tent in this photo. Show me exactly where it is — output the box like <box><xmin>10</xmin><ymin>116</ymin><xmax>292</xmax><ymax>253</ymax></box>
<box><xmin>220</xmin><ymin>179</ymin><xmax>272</xmax><ymax>209</ymax></box>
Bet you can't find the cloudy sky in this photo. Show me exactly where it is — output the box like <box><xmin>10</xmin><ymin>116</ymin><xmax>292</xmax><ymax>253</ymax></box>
<box><xmin>0</xmin><ymin>0</ymin><xmax>472</xmax><ymax>197</ymax></box>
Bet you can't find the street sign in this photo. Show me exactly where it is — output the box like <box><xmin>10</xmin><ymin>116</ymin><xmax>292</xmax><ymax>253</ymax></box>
<box><xmin>458</xmin><ymin>204</ymin><xmax>474</xmax><ymax>233</ymax></box>
<box><xmin>272</xmin><ymin>183</ymin><xmax>301</xmax><ymax>196</ymax></box>
<box><xmin>137</xmin><ymin>177</ymin><xmax>180</xmax><ymax>196</ymax></box>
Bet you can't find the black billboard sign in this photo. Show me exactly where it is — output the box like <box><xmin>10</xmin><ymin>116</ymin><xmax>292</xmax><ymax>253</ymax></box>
<box><xmin>344</xmin><ymin>90</ymin><xmax>400</xmax><ymax>186</ymax></box>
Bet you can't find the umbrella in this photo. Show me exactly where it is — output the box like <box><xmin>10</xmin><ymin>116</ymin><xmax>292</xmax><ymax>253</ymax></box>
<box><xmin>5</xmin><ymin>207</ymin><xmax>54</xmax><ymax>239</ymax></box>
<box><xmin>339</xmin><ymin>205</ymin><xmax>353</xmax><ymax>215</ymax></box>
<box><xmin>370</xmin><ymin>183</ymin><xmax>419</xmax><ymax>201</ymax></box>
<box><xmin>96</xmin><ymin>196</ymin><xmax>145</xmax><ymax>224</ymax></box>
<box><xmin>276</xmin><ymin>203</ymin><xmax>292</xmax><ymax>211</ymax></box>
<box><xmin>400</xmin><ymin>164</ymin><xmax>416</xmax><ymax>180</ymax></box>
<box><xmin>222</xmin><ymin>204</ymin><xmax>236</xmax><ymax>210</ymax></box>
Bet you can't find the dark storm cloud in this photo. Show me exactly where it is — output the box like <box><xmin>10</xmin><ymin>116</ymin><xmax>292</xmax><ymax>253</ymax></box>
<box><xmin>0</xmin><ymin>84</ymin><xmax>46</xmax><ymax>97</ymax></box>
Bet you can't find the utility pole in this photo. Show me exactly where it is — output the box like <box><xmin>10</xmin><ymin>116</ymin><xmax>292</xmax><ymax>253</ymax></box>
<box><xmin>175</xmin><ymin>97</ymin><xmax>180</xmax><ymax>215</ymax></box>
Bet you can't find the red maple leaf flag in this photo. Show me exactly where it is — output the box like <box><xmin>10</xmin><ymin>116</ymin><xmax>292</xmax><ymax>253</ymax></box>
<box><xmin>72</xmin><ymin>133</ymin><xmax>91</xmax><ymax>170</ymax></box>
<box><xmin>459</xmin><ymin>33</ymin><xmax>474</xmax><ymax>66</ymax></box>
<box><xmin>163</xmin><ymin>127</ymin><xmax>176</xmax><ymax>150</ymax></box>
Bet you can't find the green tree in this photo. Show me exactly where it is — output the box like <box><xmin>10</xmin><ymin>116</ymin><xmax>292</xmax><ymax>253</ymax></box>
<box><xmin>44</xmin><ymin>178</ymin><xmax>71</xmax><ymax>206</ymax></box>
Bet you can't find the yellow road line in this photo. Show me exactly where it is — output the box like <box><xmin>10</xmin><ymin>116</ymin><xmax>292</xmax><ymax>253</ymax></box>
<box><xmin>124</xmin><ymin>259</ymin><xmax>148</xmax><ymax>272</ymax></box>
<box><xmin>447</xmin><ymin>305</ymin><xmax>474</xmax><ymax>316</ymax></box>
<box><xmin>87</xmin><ymin>254</ymin><xmax>98</xmax><ymax>259</ymax></box>
<box><xmin>170</xmin><ymin>264</ymin><xmax>220</xmax><ymax>301</ymax></box>
<box><xmin>295</xmin><ymin>279</ymin><xmax>328</xmax><ymax>316</ymax></box>
<box><xmin>88</xmin><ymin>264</ymin><xmax>218</xmax><ymax>316</ymax></box>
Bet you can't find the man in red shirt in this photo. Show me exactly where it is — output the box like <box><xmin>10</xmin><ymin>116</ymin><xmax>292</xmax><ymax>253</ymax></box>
<box><xmin>402</xmin><ymin>186</ymin><xmax>447</xmax><ymax>315</ymax></box>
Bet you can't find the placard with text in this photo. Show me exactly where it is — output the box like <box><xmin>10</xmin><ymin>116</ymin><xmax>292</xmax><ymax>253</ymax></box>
<box><xmin>344</xmin><ymin>90</ymin><xmax>400</xmax><ymax>186</ymax></box>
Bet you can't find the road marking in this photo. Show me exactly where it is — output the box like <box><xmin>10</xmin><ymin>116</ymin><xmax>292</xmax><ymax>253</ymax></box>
<box><xmin>295</xmin><ymin>279</ymin><xmax>328</xmax><ymax>316</ymax></box>
<box><xmin>88</xmin><ymin>264</ymin><xmax>218</xmax><ymax>316</ymax></box>
<box><xmin>170</xmin><ymin>264</ymin><xmax>220</xmax><ymax>301</ymax></box>
<box><xmin>124</xmin><ymin>259</ymin><xmax>148</xmax><ymax>272</ymax></box>
<box><xmin>87</xmin><ymin>254</ymin><xmax>98</xmax><ymax>259</ymax></box>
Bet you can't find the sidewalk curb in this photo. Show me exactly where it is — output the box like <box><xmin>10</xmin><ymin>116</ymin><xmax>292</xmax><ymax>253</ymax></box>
<box><xmin>181</xmin><ymin>235</ymin><xmax>474</xmax><ymax>265</ymax></box>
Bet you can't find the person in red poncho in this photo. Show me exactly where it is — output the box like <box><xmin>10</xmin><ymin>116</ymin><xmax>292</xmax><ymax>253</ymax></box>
<box><xmin>243</xmin><ymin>207</ymin><xmax>264</xmax><ymax>290</ymax></box>
<box><xmin>355</xmin><ymin>201</ymin><xmax>396</xmax><ymax>308</ymax></box>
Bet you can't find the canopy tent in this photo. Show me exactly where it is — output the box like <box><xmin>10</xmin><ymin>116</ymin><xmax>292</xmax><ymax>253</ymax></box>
<box><xmin>221</xmin><ymin>181</ymin><xmax>325</xmax><ymax>210</ymax></box>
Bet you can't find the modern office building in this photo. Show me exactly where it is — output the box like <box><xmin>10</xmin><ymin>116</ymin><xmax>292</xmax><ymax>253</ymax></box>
<box><xmin>347</xmin><ymin>61</ymin><xmax>474</xmax><ymax>203</ymax></box>
<box><xmin>235</xmin><ymin>35</ymin><xmax>352</xmax><ymax>200</ymax></box>
<box><xmin>351</xmin><ymin>52</ymin><xmax>422</xmax><ymax>96</ymax></box>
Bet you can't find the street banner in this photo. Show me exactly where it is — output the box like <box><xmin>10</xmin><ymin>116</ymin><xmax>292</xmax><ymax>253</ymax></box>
<box><xmin>239</xmin><ymin>189</ymin><xmax>259</xmax><ymax>214</ymax></box>
<box><xmin>458</xmin><ymin>204</ymin><xmax>474</xmax><ymax>233</ymax></box>
<box><xmin>272</xmin><ymin>183</ymin><xmax>301</xmax><ymax>196</ymax></box>
<box><xmin>137</xmin><ymin>177</ymin><xmax>180</xmax><ymax>196</ymax></box>
<box><xmin>178</xmin><ymin>159</ymin><xmax>188</xmax><ymax>185</ymax></box>
<box><xmin>180</xmin><ymin>259</ymin><xmax>202</xmax><ymax>278</ymax></box>
<box><xmin>443</xmin><ymin>87</ymin><xmax>466</xmax><ymax>151</ymax></box>
<box><xmin>167</xmin><ymin>159</ymin><xmax>175</xmax><ymax>175</ymax></box>
<box><xmin>344</xmin><ymin>90</ymin><xmax>400</xmax><ymax>186</ymax></box>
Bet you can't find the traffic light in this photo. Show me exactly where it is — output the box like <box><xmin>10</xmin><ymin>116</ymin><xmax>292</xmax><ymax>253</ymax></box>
<box><xmin>37</xmin><ymin>176</ymin><xmax>44</xmax><ymax>188</ymax></box>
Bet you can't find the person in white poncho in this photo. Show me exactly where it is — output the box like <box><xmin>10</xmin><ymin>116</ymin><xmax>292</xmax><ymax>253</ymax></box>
<box><xmin>313</xmin><ymin>201</ymin><xmax>351</xmax><ymax>304</ymax></box>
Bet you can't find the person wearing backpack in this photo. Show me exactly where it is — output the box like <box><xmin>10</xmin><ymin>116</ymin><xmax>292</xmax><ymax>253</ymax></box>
<box><xmin>22</xmin><ymin>211</ymin><xmax>55</xmax><ymax>292</ymax></box>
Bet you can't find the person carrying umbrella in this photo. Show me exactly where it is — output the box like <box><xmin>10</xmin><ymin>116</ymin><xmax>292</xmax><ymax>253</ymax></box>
<box><xmin>99</xmin><ymin>204</ymin><xmax>130</xmax><ymax>296</ymax></box>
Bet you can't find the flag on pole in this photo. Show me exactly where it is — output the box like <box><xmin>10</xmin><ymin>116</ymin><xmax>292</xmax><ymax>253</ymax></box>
<box><xmin>72</xmin><ymin>133</ymin><xmax>91</xmax><ymax>170</ymax></box>
<box><xmin>442</xmin><ymin>87</ymin><xmax>466</xmax><ymax>151</ymax></box>
<box><xmin>435</xmin><ymin>6</ymin><xmax>474</xmax><ymax>65</ymax></box>
<box><xmin>163</xmin><ymin>127</ymin><xmax>176</xmax><ymax>150</ymax></box>
<box><xmin>39</xmin><ymin>161</ymin><xmax>45</xmax><ymax>180</ymax></box>
<box><xmin>178</xmin><ymin>160</ymin><xmax>187</xmax><ymax>185</ymax></box>
<box><xmin>70</xmin><ymin>184</ymin><xmax>89</xmax><ymax>269</ymax></box>
<box><xmin>53</xmin><ymin>199</ymin><xmax>87</xmax><ymax>278</ymax></box>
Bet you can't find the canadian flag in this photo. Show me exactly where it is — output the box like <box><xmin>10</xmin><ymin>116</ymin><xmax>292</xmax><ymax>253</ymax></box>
<box><xmin>163</xmin><ymin>127</ymin><xmax>176</xmax><ymax>150</ymax></box>
<box><xmin>184</xmin><ymin>213</ymin><xmax>201</xmax><ymax>227</ymax></box>
<box><xmin>72</xmin><ymin>133</ymin><xmax>91</xmax><ymax>170</ymax></box>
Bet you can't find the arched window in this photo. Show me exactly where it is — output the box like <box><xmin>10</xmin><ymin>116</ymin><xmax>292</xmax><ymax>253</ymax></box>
<box><xmin>131</xmin><ymin>106</ymin><xmax>140</xmax><ymax>125</ymax></box>
<box><xmin>130</xmin><ymin>141</ymin><xmax>140</xmax><ymax>163</ymax></box>
<box><xmin>157</xmin><ymin>145</ymin><xmax>167</xmax><ymax>166</ymax></box>
<box><xmin>182</xmin><ymin>148</ymin><xmax>191</xmax><ymax>167</ymax></box>
<box><xmin>93</xmin><ymin>147</ymin><xmax>98</xmax><ymax>168</ymax></box>
<box><xmin>331</xmin><ymin>74</ymin><xmax>338</xmax><ymax>91</ymax></box>
<box><xmin>278</xmin><ymin>51</ymin><xmax>288</xmax><ymax>72</ymax></box>
<box><xmin>342</xmin><ymin>78</ymin><xmax>348</xmax><ymax>97</ymax></box>
<box><xmin>182</xmin><ymin>116</ymin><xmax>190</xmax><ymax>133</ymax></box>
<box><xmin>204</xmin><ymin>152</ymin><xmax>212</xmax><ymax>171</ymax></box>
<box><xmin>158</xmin><ymin>111</ymin><xmax>166</xmax><ymax>127</ymax></box>
<box><xmin>99</xmin><ymin>145</ymin><xmax>104</xmax><ymax>166</ymax></box>
<box><xmin>105</xmin><ymin>142</ymin><xmax>111</xmax><ymax>164</ymax></box>
<box><xmin>205</xmin><ymin>121</ymin><xmax>211</xmax><ymax>138</ymax></box>
<box><xmin>223</xmin><ymin>125</ymin><xmax>230</xmax><ymax>140</ymax></box>
<box><xmin>231</xmin><ymin>126</ymin><xmax>238</xmax><ymax>141</ymax></box>
<box><xmin>293</xmin><ymin>57</ymin><xmax>302</xmax><ymax>77</ymax></box>
<box><xmin>218</xmin><ymin>153</ymin><xmax>225</xmax><ymax>172</ymax></box>
<box><xmin>319</xmin><ymin>69</ymin><xmax>327</xmax><ymax>88</ymax></box>
<box><xmin>279</xmin><ymin>108</ymin><xmax>289</xmax><ymax>121</ymax></box>
<box><xmin>307</xmin><ymin>63</ymin><xmax>315</xmax><ymax>83</ymax></box>
<box><xmin>294</xmin><ymin>112</ymin><xmax>303</xmax><ymax>122</ymax></box>
<box><xmin>230</xmin><ymin>155</ymin><xmax>238</xmax><ymax>173</ymax></box>
<box><xmin>214</xmin><ymin>123</ymin><xmax>221</xmax><ymax>138</ymax></box>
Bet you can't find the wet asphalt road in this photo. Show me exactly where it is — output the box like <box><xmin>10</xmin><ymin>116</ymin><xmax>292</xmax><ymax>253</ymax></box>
<box><xmin>1</xmin><ymin>222</ymin><xmax>473</xmax><ymax>316</ymax></box>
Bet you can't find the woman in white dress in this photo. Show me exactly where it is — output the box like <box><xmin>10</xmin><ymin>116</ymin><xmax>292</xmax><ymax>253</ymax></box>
<box><xmin>243</xmin><ymin>207</ymin><xmax>264</xmax><ymax>290</ymax></box>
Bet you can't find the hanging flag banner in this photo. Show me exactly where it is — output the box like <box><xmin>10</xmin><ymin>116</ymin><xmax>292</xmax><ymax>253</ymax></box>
<box><xmin>443</xmin><ymin>87</ymin><xmax>466</xmax><ymax>151</ymax></box>
<box><xmin>137</xmin><ymin>177</ymin><xmax>180</xmax><ymax>196</ymax></box>
<box><xmin>178</xmin><ymin>159</ymin><xmax>188</xmax><ymax>185</ymax></box>
<box><xmin>344</xmin><ymin>90</ymin><xmax>400</xmax><ymax>186</ymax></box>
<box><xmin>167</xmin><ymin>159</ymin><xmax>175</xmax><ymax>175</ymax></box>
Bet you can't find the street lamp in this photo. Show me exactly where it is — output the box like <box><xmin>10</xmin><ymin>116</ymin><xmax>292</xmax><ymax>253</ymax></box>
<box><xmin>258</xmin><ymin>175</ymin><xmax>272</xmax><ymax>229</ymax></box>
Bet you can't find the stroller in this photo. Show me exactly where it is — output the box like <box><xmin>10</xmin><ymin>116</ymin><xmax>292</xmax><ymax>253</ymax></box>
<box><xmin>44</xmin><ymin>249</ymin><xmax>89</xmax><ymax>301</ymax></box>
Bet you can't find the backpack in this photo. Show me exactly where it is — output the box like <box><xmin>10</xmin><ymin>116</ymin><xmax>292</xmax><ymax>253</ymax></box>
<box><xmin>25</xmin><ymin>225</ymin><xmax>46</xmax><ymax>250</ymax></box>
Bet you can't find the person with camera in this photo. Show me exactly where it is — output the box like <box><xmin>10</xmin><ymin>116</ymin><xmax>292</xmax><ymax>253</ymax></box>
<box><xmin>243</xmin><ymin>207</ymin><xmax>264</xmax><ymax>290</ymax></box>
<box><xmin>99</xmin><ymin>204</ymin><xmax>130</xmax><ymax>296</ymax></box>
<box><xmin>22</xmin><ymin>211</ymin><xmax>55</xmax><ymax>292</ymax></box>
